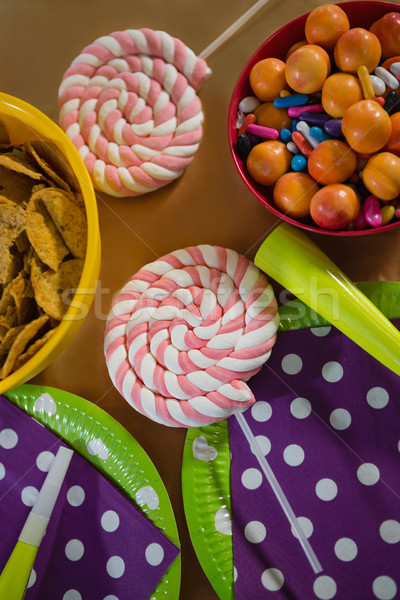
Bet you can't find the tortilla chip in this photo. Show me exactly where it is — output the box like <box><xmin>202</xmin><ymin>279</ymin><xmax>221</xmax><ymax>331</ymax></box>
<box><xmin>0</xmin><ymin>121</ymin><xmax>10</xmax><ymax>145</ymax></box>
<box><xmin>0</xmin><ymin>149</ymin><xmax>46</xmax><ymax>180</ymax></box>
<box><xmin>26</xmin><ymin>191</ymin><xmax>70</xmax><ymax>271</ymax></box>
<box><xmin>0</xmin><ymin>204</ymin><xmax>26</xmax><ymax>284</ymax></box>
<box><xmin>0</xmin><ymin>324</ymin><xmax>25</xmax><ymax>355</ymax></box>
<box><xmin>33</xmin><ymin>259</ymin><xmax>84</xmax><ymax>320</ymax></box>
<box><xmin>41</xmin><ymin>188</ymin><xmax>87</xmax><ymax>259</ymax></box>
<box><xmin>0</xmin><ymin>314</ymin><xmax>49</xmax><ymax>378</ymax></box>
<box><xmin>0</xmin><ymin>304</ymin><xmax>18</xmax><ymax>329</ymax></box>
<box><xmin>24</xmin><ymin>140</ymin><xmax>79</xmax><ymax>192</ymax></box>
<box><xmin>13</xmin><ymin>328</ymin><xmax>55</xmax><ymax>371</ymax></box>
<box><xmin>8</xmin><ymin>273</ymin><xmax>35</xmax><ymax>324</ymax></box>
<box><xmin>0</xmin><ymin>164</ymin><xmax>36</xmax><ymax>206</ymax></box>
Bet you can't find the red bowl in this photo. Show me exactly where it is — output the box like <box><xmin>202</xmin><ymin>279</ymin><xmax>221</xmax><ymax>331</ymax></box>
<box><xmin>228</xmin><ymin>1</ymin><xmax>400</xmax><ymax>236</ymax></box>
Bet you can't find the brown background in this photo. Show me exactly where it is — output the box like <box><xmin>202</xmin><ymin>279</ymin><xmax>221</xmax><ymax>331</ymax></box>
<box><xmin>2</xmin><ymin>0</ymin><xmax>400</xmax><ymax>598</ymax></box>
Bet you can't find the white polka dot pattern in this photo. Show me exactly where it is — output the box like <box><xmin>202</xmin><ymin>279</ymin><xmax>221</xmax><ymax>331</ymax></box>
<box><xmin>230</xmin><ymin>319</ymin><xmax>400</xmax><ymax>599</ymax></box>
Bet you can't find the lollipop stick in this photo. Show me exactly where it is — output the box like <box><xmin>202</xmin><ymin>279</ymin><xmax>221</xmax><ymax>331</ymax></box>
<box><xmin>235</xmin><ymin>411</ymin><xmax>323</xmax><ymax>574</ymax></box>
<box><xmin>199</xmin><ymin>0</ymin><xmax>272</xmax><ymax>60</ymax></box>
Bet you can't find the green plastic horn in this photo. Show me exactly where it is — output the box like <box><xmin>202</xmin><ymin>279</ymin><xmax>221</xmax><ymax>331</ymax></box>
<box><xmin>255</xmin><ymin>223</ymin><xmax>400</xmax><ymax>376</ymax></box>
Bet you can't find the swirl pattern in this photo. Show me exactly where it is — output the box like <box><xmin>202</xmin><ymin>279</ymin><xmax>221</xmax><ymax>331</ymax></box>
<box><xmin>58</xmin><ymin>29</ymin><xmax>211</xmax><ymax>197</ymax></box>
<box><xmin>104</xmin><ymin>245</ymin><xmax>279</xmax><ymax>428</ymax></box>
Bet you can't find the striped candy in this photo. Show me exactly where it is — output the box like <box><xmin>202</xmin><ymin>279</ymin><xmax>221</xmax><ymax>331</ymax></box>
<box><xmin>104</xmin><ymin>246</ymin><xmax>279</xmax><ymax>427</ymax></box>
<box><xmin>58</xmin><ymin>29</ymin><xmax>211</xmax><ymax>197</ymax></box>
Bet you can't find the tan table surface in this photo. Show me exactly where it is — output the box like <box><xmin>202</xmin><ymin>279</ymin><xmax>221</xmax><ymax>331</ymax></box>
<box><xmin>3</xmin><ymin>0</ymin><xmax>400</xmax><ymax>598</ymax></box>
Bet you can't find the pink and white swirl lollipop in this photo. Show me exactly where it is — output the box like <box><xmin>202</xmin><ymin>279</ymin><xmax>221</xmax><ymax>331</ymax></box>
<box><xmin>58</xmin><ymin>29</ymin><xmax>211</xmax><ymax>197</ymax></box>
<box><xmin>104</xmin><ymin>243</ymin><xmax>322</xmax><ymax>572</ymax></box>
<box><xmin>104</xmin><ymin>245</ymin><xmax>279</xmax><ymax>427</ymax></box>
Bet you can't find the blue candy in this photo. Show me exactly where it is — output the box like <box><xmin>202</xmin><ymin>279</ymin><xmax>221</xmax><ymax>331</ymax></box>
<box><xmin>273</xmin><ymin>94</ymin><xmax>309</xmax><ymax>108</ymax></box>
<box><xmin>291</xmin><ymin>154</ymin><xmax>307</xmax><ymax>172</ymax></box>
<box><xmin>280</xmin><ymin>128</ymin><xmax>292</xmax><ymax>143</ymax></box>
<box><xmin>309</xmin><ymin>126</ymin><xmax>330</xmax><ymax>142</ymax></box>
<box><xmin>291</xmin><ymin>118</ymin><xmax>299</xmax><ymax>132</ymax></box>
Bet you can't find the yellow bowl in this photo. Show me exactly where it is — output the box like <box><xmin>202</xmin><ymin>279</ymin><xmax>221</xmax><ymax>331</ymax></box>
<box><xmin>0</xmin><ymin>92</ymin><xmax>101</xmax><ymax>394</ymax></box>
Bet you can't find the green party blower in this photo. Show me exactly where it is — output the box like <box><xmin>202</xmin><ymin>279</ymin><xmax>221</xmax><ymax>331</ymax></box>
<box><xmin>0</xmin><ymin>446</ymin><xmax>73</xmax><ymax>600</ymax></box>
<box><xmin>255</xmin><ymin>223</ymin><xmax>400</xmax><ymax>376</ymax></box>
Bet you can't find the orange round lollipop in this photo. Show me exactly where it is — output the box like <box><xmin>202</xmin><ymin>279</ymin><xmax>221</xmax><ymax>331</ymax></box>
<box><xmin>305</xmin><ymin>4</ymin><xmax>350</xmax><ymax>51</ymax></box>
<box><xmin>308</xmin><ymin>140</ymin><xmax>357</xmax><ymax>184</ymax></box>
<box><xmin>285</xmin><ymin>44</ymin><xmax>330</xmax><ymax>94</ymax></box>
<box><xmin>334</xmin><ymin>28</ymin><xmax>381</xmax><ymax>73</ymax></box>
<box><xmin>363</xmin><ymin>152</ymin><xmax>400</xmax><ymax>201</ymax></box>
<box><xmin>246</xmin><ymin>141</ymin><xmax>291</xmax><ymax>186</ymax></box>
<box><xmin>322</xmin><ymin>73</ymin><xmax>363</xmax><ymax>118</ymax></box>
<box><xmin>273</xmin><ymin>172</ymin><xmax>318</xmax><ymax>218</ymax></box>
<box><xmin>249</xmin><ymin>58</ymin><xmax>287</xmax><ymax>102</ymax></box>
<box><xmin>342</xmin><ymin>99</ymin><xmax>392</xmax><ymax>154</ymax></box>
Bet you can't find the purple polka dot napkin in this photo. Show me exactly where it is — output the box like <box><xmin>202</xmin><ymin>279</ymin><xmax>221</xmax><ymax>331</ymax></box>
<box><xmin>229</xmin><ymin>320</ymin><xmax>400</xmax><ymax>600</ymax></box>
<box><xmin>0</xmin><ymin>396</ymin><xmax>179</xmax><ymax>600</ymax></box>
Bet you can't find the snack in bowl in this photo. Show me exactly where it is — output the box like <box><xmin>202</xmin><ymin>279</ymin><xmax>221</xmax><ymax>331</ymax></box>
<box><xmin>0</xmin><ymin>92</ymin><xmax>100</xmax><ymax>393</ymax></box>
<box><xmin>0</xmin><ymin>131</ymin><xmax>87</xmax><ymax>379</ymax></box>
<box><xmin>229</xmin><ymin>1</ymin><xmax>400</xmax><ymax>235</ymax></box>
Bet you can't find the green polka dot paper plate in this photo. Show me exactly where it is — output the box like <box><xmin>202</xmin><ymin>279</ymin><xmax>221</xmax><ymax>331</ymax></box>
<box><xmin>182</xmin><ymin>282</ymin><xmax>400</xmax><ymax>600</ymax></box>
<box><xmin>4</xmin><ymin>383</ymin><xmax>181</xmax><ymax>600</ymax></box>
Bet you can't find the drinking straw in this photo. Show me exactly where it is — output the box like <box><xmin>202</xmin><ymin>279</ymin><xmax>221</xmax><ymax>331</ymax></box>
<box><xmin>236</xmin><ymin>412</ymin><xmax>323</xmax><ymax>574</ymax></box>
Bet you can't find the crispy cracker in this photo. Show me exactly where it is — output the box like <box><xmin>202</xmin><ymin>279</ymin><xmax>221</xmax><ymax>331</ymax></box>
<box><xmin>0</xmin><ymin>314</ymin><xmax>49</xmax><ymax>378</ymax></box>
<box><xmin>13</xmin><ymin>328</ymin><xmax>55</xmax><ymax>371</ymax></box>
<box><xmin>0</xmin><ymin>164</ymin><xmax>36</xmax><ymax>206</ymax></box>
<box><xmin>0</xmin><ymin>149</ymin><xmax>46</xmax><ymax>180</ymax></box>
<box><xmin>33</xmin><ymin>259</ymin><xmax>84</xmax><ymax>321</ymax></box>
<box><xmin>25</xmin><ymin>140</ymin><xmax>79</xmax><ymax>192</ymax></box>
<box><xmin>0</xmin><ymin>121</ymin><xmax>10</xmax><ymax>145</ymax></box>
<box><xmin>0</xmin><ymin>304</ymin><xmax>18</xmax><ymax>329</ymax></box>
<box><xmin>8</xmin><ymin>273</ymin><xmax>35</xmax><ymax>324</ymax></box>
<box><xmin>41</xmin><ymin>188</ymin><xmax>87</xmax><ymax>259</ymax></box>
<box><xmin>0</xmin><ymin>204</ymin><xmax>26</xmax><ymax>284</ymax></box>
<box><xmin>0</xmin><ymin>324</ymin><xmax>25</xmax><ymax>355</ymax></box>
<box><xmin>26</xmin><ymin>191</ymin><xmax>70</xmax><ymax>271</ymax></box>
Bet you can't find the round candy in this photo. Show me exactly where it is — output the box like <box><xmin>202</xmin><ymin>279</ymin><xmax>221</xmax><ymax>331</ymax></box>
<box><xmin>58</xmin><ymin>29</ymin><xmax>210</xmax><ymax>197</ymax></box>
<box><xmin>285</xmin><ymin>40</ymin><xmax>307</xmax><ymax>60</ymax></box>
<box><xmin>342</xmin><ymin>99</ymin><xmax>392</xmax><ymax>154</ymax></box>
<box><xmin>310</xmin><ymin>184</ymin><xmax>360</xmax><ymax>229</ymax></box>
<box><xmin>333</xmin><ymin>28</ymin><xmax>381</xmax><ymax>74</ymax></box>
<box><xmin>246</xmin><ymin>141</ymin><xmax>291</xmax><ymax>186</ymax></box>
<box><xmin>249</xmin><ymin>58</ymin><xmax>287</xmax><ymax>102</ymax></box>
<box><xmin>308</xmin><ymin>139</ymin><xmax>357</xmax><ymax>184</ymax></box>
<box><xmin>384</xmin><ymin>112</ymin><xmax>400</xmax><ymax>155</ymax></box>
<box><xmin>322</xmin><ymin>73</ymin><xmax>363</xmax><ymax>118</ymax></box>
<box><xmin>273</xmin><ymin>172</ymin><xmax>318</xmax><ymax>217</ymax></box>
<box><xmin>285</xmin><ymin>44</ymin><xmax>330</xmax><ymax>95</ymax></box>
<box><xmin>104</xmin><ymin>245</ymin><xmax>279</xmax><ymax>428</ymax></box>
<box><xmin>370</xmin><ymin>12</ymin><xmax>400</xmax><ymax>60</ymax></box>
<box><xmin>363</xmin><ymin>151</ymin><xmax>400</xmax><ymax>200</ymax></box>
<box><xmin>255</xmin><ymin>102</ymin><xmax>292</xmax><ymax>130</ymax></box>
<box><xmin>305</xmin><ymin>4</ymin><xmax>350</xmax><ymax>51</ymax></box>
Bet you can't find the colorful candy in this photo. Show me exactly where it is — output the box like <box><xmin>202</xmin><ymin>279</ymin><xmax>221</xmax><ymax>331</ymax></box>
<box><xmin>238</xmin><ymin>113</ymin><xmax>256</xmax><ymax>135</ymax></box>
<box><xmin>249</xmin><ymin>57</ymin><xmax>287</xmax><ymax>101</ymax></box>
<box><xmin>342</xmin><ymin>100</ymin><xmax>391</xmax><ymax>153</ymax></box>
<box><xmin>363</xmin><ymin>152</ymin><xmax>400</xmax><ymax>200</ymax></box>
<box><xmin>246</xmin><ymin>141</ymin><xmax>291</xmax><ymax>186</ymax></box>
<box><xmin>273</xmin><ymin>172</ymin><xmax>318</xmax><ymax>217</ymax></box>
<box><xmin>322</xmin><ymin>73</ymin><xmax>363</xmax><ymax>117</ymax></box>
<box><xmin>308</xmin><ymin>139</ymin><xmax>357</xmax><ymax>184</ymax></box>
<box><xmin>246</xmin><ymin>124</ymin><xmax>279</xmax><ymax>139</ymax></box>
<box><xmin>310</xmin><ymin>184</ymin><xmax>360</xmax><ymax>229</ymax></box>
<box><xmin>285</xmin><ymin>44</ymin><xmax>330</xmax><ymax>94</ymax></box>
<box><xmin>236</xmin><ymin>5</ymin><xmax>400</xmax><ymax>231</ymax></box>
<box><xmin>334</xmin><ymin>28</ymin><xmax>382</xmax><ymax>74</ymax></box>
<box><xmin>305</xmin><ymin>4</ymin><xmax>350</xmax><ymax>51</ymax></box>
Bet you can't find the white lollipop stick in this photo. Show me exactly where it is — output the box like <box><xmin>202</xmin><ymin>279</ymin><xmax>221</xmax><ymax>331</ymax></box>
<box><xmin>199</xmin><ymin>0</ymin><xmax>273</xmax><ymax>60</ymax></box>
<box><xmin>235</xmin><ymin>411</ymin><xmax>323</xmax><ymax>574</ymax></box>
